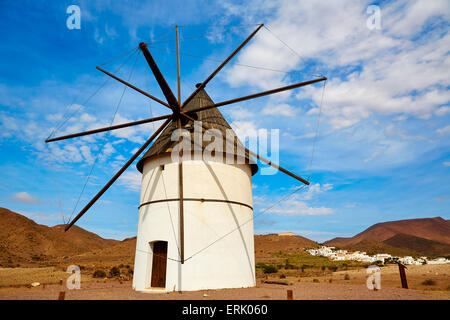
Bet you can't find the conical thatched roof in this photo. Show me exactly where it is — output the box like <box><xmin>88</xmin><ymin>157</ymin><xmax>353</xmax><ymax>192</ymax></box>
<box><xmin>136</xmin><ymin>87</ymin><xmax>258</xmax><ymax>175</ymax></box>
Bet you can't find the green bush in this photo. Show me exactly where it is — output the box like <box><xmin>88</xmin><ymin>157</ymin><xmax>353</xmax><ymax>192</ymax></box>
<box><xmin>261</xmin><ymin>264</ymin><xmax>278</xmax><ymax>274</ymax></box>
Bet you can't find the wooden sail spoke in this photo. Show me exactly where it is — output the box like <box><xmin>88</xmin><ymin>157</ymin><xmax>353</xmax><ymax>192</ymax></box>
<box><xmin>96</xmin><ymin>66</ymin><xmax>172</xmax><ymax>109</ymax></box>
<box><xmin>181</xmin><ymin>24</ymin><xmax>264</xmax><ymax>109</ymax></box>
<box><xmin>139</xmin><ymin>42</ymin><xmax>179</xmax><ymax>110</ymax></box>
<box><xmin>182</xmin><ymin>77</ymin><xmax>327</xmax><ymax>116</ymax></box>
<box><xmin>64</xmin><ymin>116</ymin><xmax>173</xmax><ymax>231</ymax></box>
<box><xmin>45</xmin><ymin>114</ymin><xmax>172</xmax><ymax>143</ymax></box>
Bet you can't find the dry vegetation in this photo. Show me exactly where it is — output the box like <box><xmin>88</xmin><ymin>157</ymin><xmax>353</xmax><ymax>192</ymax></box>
<box><xmin>1</xmin><ymin>208</ymin><xmax>449</xmax><ymax>299</ymax></box>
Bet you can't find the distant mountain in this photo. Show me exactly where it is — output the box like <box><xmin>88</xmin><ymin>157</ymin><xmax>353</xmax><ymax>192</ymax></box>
<box><xmin>71</xmin><ymin>234</ymin><xmax>320</xmax><ymax>266</ymax></box>
<box><xmin>325</xmin><ymin>217</ymin><xmax>450</xmax><ymax>257</ymax></box>
<box><xmin>69</xmin><ymin>236</ymin><xmax>137</xmax><ymax>266</ymax></box>
<box><xmin>1</xmin><ymin>208</ymin><xmax>321</xmax><ymax>267</ymax></box>
<box><xmin>0</xmin><ymin>207</ymin><xmax>118</xmax><ymax>266</ymax></box>
<box><xmin>383</xmin><ymin>233</ymin><xmax>450</xmax><ymax>256</ymax></box>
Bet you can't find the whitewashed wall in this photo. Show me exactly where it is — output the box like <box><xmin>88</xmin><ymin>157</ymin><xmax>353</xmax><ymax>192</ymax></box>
<box><xmin>132</xmin><ymin>154</ymin><xmax>255</xmax><ymax>292</ymax></box>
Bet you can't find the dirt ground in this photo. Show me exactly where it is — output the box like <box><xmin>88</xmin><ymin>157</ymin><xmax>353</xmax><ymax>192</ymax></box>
<box><xmin>0</xmin><ymin>264</ymin><xmax>448</xmax><ymax>300</ymax></box>
<box><xmin>295</xmin><ymin>264</ymin><xmax>450</xmax><ymax>292</ymax></box>
<box><xmin>0</xmin><ymin>279</ymin><xmax>448</xmax><ymax>300</ymax></box>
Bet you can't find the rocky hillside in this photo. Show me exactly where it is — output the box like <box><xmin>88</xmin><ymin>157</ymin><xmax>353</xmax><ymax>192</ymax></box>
<box><xmin>0</xmin><ymin>207</ymin><xmax>117</xmax><ymax>266</ymax></box>
<box><xmin>325</xmin><ymin>217</ymin><xmax>450</xmax><ymax>256</ymax></box>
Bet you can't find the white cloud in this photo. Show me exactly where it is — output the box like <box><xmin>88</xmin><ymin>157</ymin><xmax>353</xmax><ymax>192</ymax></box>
<box><xmin>444</xmin><ymin>161</ymin><xmax>450</xmax><ymax>167</ymax></box>
<box><xmin>435</xmin><ymin>106</ymin><xmax>450</xmax><ymax>116</ymax></box>
<box><xmin>268</xmin><ymin>198</ymin><xmax>335</xmax><ymax>216</ymax></box>
<box><xmin>301</xmin><ymin>183</ymin><xmax>333</xmax><ymax>200</ymax></box>
<box><xmin>227</xmin><ymin>107</ymin><xmax>254</xmax><ymax>120</ymax></box>
<box><xmin>13</xmin><ymin>192</ymin><xmax>40</xmax><ymax>204</ymax></box>
<box><xmin>118</xmin><ymin>171</ymin><xmax>142</xmax><ymax>192</ymax></box>
<box><xmin>262</xmin><ymin>103</ymin><xmax>297</xmax><ymax>117</ymax></box>
<box><xmin>222</xmin><ymin>0</ymin><xmax>450</xmax><ymax>131</ymax></box>
<box><xmin>230</xmin><ymin>121</ymin><xmax>259</xmax><ymax>139</ymax></box>
<box><xmin>436</xmin><ymin>125</ymin><xmax>450</xmax><ymax>135</ymax></box>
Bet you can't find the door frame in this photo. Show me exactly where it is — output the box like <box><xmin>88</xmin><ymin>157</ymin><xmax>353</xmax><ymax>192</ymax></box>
<box><xmin>149</xmin><ymin>240</ymin><xmax>168</xmax><ymax>288</ymax></box>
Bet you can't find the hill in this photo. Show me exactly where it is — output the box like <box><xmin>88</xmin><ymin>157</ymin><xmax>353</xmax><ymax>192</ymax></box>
<box><xmin>325</xmin><ymin>217</ymin><xmax>450</xmax><ymax>256</ymax></box>
<box><xmin>68</xmin><ymin>233</ymin><xmax>320</xmax><ymax>267</ymax></box>
<box><xmin>0</xmin><ymin>207</ymin><xmax>118</xmax><ymax>267</ymax></box>
<box><xmin>254</xmin><ymin>233</ymin><xmax>318</xmax><ymax>259</ymax></box>
<box><xmin>383</xmin><ymin>233</ymin><xmax>450</xmax><ymax>256</ymax></box>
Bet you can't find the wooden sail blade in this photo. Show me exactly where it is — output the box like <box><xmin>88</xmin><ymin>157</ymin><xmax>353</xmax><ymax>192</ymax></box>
<box><xmin>139</xmin><ymin>42</ymin><xmax>179</xmax><ymax>110</ymax></box>
<box><xmin>45</xmin><ymin>114</ymin><xmax>172</xmax><ymax>143</ymax></box>
<box><xmin>96</xmin><ymin>66</ymin><xmax>172</xmax><ymax>109</ymax></box>
<box><xmin>181</xmin><ymin>24</ymin><xmax>264</xmax><ymax>109</ymax></box>
<box><xmin>181</xmin><ymin>113</ymin><xmax>310</xmax><ymax>185</ymax></box>
<box><xmin>183</xmin><ymin>77</ymin><xmax>327</xmax><ymax>115</ymax></box>
<box><xmin>246</xmin><ymin>149</ymin><xmax>310</xmax><ymax>185</ymax></box>
<box><xmin>64</xmin><ymin>117</ymin><xmax>173</xmax><ymax>231</ymax></box>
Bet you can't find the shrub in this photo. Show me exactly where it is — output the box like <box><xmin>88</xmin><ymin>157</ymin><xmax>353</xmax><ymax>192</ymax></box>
<box><xmin>313</xmin><ymin>279</ymin><xmax>319</xmax><ymax>283</ymax></box>
<box><xmin>279</xmin><ymin>274</ymin><xmax>286</xmax><ymax>279</ymax></box>
<box><xmin>328</xmin><ymin>266</ymin><xmax>338</xmax><ymax>272</ymax></box>
<box><xmin>321</xmin><ymin>266</ymin><xmax>326</xmax><ymax>271</ymax></box>
<box><xmin>262</xmin><ymin>265</ymin><xmax>278</xmax><ymax>274</ymax></box>
<box><xmin>421</xmin><ymin>279</ymin><xmax>436</xmax><ymax>286</ymax></box>
<box><xmin>109</xmin><ymin>266</ymin><xmax>120</xmax><ymax>277</ymax></box>
<box><xmin>344</xmin><ymin>274</ymin><xmax>350</xmax><ymax>280</ymax></box>
<box><xmin>93</xmin><ymin>270</ymin><xmax>106</xmax><ymax>278</ymax></box>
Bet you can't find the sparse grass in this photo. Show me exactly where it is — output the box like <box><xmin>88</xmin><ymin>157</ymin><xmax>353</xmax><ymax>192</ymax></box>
<box><xmin>269</xmin><ymin>251</ymin><xmax>366</xmax><ymax>273</ymax></box>
<box><xmin>0</xmin><ymin>267</ymin><xmax>70</xmax><ymax>287</ymax></box>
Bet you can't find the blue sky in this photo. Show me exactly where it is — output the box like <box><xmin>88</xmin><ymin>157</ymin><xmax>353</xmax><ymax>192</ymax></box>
<box><xmin>0</xmin><ymin>0</ymin><xmax>449</xmax><ymax>242</ymax></box>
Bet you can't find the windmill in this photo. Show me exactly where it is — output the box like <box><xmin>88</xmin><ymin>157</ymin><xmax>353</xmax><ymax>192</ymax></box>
<box><xmin>46</xmin><ymin>24</ymin><xmax>326</xmax><ymax>292</ymax></box>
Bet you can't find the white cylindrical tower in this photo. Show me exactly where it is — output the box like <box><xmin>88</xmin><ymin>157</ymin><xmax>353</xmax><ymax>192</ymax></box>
<box><xmin>132</xmin><ymin>88</ymin><xmax>258</xmax><ymax>292</ymax></box>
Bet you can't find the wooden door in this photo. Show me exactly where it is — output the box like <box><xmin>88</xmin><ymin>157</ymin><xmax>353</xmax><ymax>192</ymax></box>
<box><xmin>151</xmin><ymin>241</ymin><xmax>168</xmax><ymax>288</ymax></box>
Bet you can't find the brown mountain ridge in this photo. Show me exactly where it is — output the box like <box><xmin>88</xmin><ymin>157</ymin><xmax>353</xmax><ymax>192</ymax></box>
<box><xmin>0</xmin><ymin>207</ymin><xmax>118</xmax><ymax>266</ymax></box>
<box><xmin>325</xmin><ymin>217</ymin><xmax>450</xmax><ymax>256</ymax></box>
<box><xmin>0</xmin><ymin>207</ymin><xmax>320</xmax><ymax>267</ymax></box>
